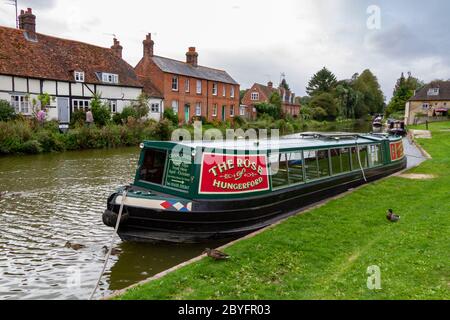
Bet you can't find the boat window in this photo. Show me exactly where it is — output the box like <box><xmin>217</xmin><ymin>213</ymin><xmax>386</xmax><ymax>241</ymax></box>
<box><xmin>330</xmin><ymin>148</ymin><xmax>351</xmax><ymax>175</ymax></box>
<box><xmin>139</xmin><ymin>149</ymin><xmax>167</xmax><ymax>185</ymax></box>
<box><xmin>369</xmin><ymin>144</ymin><xmax>383</xmax><ymax>167</ymax></box>
<box><xmin>317</xmin><ymin>150</ymin><xmax>330</xmax><ymax>178</ymax></box>
<box><xmin>359</xmin><ymin>146</ymin><xmax>369</xmax><ymax>169</ymax></box>
<box><xmin>287</xmin><ymin>152</ymin><xmax>304</xmax><ymax>184</ymax></box>
<box><xmin>304</xmin><ymin>150</ymin><xmax>319</xmax><ymax>180</ymax></box>
<box><xmin>351</xmin><ymin>146</ymin><xmax>369</xmax><ymax>170</ymax></box>
<box><xmin>271</xmin><ymin>153</ymin><xmax>290</xmax><ymax>189</ymax></box>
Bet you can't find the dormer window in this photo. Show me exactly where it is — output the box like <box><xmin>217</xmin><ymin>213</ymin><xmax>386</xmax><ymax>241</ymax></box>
<box><xmin>102</xmin><ymin>73</ymin><xmax>119</xmax><ymax>84</ymax></box>
<box><xmin>74</xmin><ymin>71</ymin><xmax>85</xmax><ymax>82</ymax></box>
<box><xmin>428</xmin><ymin>88</ymin><xmax>440</xmax><ymax>96</ymax></box>
<box><xmin>251</xmin><ymin>92</ymin><xmax>259</xmax><ymax>101</ymax></box>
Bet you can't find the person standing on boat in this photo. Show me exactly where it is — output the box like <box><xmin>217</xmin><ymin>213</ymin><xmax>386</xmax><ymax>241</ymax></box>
<box><xmin>86</xmin><ymin>109</ymin><xmax>94</xmax><ymax>127</ymax></box>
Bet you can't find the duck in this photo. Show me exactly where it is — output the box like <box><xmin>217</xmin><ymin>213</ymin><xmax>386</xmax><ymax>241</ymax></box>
<box><xmin>65</xmin><ymin>241</ymin><xmax>86</xmax><ymax>250</ymax></box>
<box><xmin>102</xmin><ymin>246</ymin><xmax>122</xmax><ymax>256</ymax></box>
<box><xmin>387</xmin><ymin>209</ymin><xmax>401</xmax><ymax>222</ymax></box>
<box><xmin>203</xmin><ymin>248</ymin><xmax>230</xmax><ymax>261</ymax></box>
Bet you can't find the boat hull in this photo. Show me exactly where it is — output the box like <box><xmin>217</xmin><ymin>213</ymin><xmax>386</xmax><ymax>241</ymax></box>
<box><xmin>104</xmin><ymin>158</ymin><xmax>407</xmax><ymax>243</ymax></box>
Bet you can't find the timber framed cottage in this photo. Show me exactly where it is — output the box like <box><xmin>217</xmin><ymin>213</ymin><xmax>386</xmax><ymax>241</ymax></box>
<box><xmin>135</xmin><ymin>34</ymin><xmax>240</xmax><ymax>123</ymax></box>
<box><xmin>0</xmin><ymin>9</ymin><xmax>164</xmax><ymax>123</ymax></box>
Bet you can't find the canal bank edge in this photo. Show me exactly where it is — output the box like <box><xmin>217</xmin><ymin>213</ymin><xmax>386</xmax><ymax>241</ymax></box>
<box><xmin>104</xmin><ymin>138</ymin><xmax>432</xmax><ymax>301</ymax></box>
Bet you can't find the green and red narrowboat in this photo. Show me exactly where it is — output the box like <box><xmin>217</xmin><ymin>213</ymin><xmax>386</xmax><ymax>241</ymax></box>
<box><xmin>103</xmin><ymin>133</ymin><xmax>407</xmax><ymax>243</ymax></box>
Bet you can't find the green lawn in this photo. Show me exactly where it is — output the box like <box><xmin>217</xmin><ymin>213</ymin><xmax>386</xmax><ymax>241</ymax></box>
<box><xmin>117</xmin><ymin>122</ymin><xmax>450</xmax><ymax>300</ymax></box>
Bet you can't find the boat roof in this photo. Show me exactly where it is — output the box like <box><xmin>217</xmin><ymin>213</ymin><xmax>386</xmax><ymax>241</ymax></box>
<box><xmin>143</xmin><ymin>132</ymin><xmax>399</xmax><ymax>152</ymax></box>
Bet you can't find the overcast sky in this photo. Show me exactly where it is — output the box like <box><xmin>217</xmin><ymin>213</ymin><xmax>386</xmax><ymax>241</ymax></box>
<box><xmin>1</xmin><ymin>0</ymin><xmax>449</xmax><ymax>100</ymax></box>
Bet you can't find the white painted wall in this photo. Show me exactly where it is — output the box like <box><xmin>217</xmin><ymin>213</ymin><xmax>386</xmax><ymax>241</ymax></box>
<box><xmin>0</xmin><ymin>75</ymin><xmax>12</xmax><ymax>91</ymax></box>
<box><xmin>42</xmin><ymin>80</ymin><xmax>57</xmax><ymax>95</ymax></box>
<box><xmin>148</xmin><ymin>98</ymin><xmax>164</xmax><ymax>121</ymax></box>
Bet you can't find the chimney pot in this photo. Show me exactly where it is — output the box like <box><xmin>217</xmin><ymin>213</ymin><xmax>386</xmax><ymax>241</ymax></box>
<box><xmin>186</xmin><ymin>47</ymin><xmax>198</xmax><ymax>67</ymax></box>
<box><xmin>111</xmin><ymin>38</ymin><xmax>123</xmax><ymax>59</ymax></box>
<box><xmin>143</xmin><ymin>33</ymin><xmax>154</xmax><ymax>58</ymax></box>
<box><xmin>18</xmin><ymin>7</ymin><xmax>36</xmax><ymax>34</ymax></box>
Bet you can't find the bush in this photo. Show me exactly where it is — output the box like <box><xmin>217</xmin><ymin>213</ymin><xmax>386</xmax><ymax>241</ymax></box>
<box><xmin>70</xmin><ymin>110</ymin><xmax>86</xmax><ymax>128</ymax></box>
<box><xmin>255</xmin><ymin>102</ymin><xmax>281</xmax><ymax>119</ymax></box>
<box><xmin>0</xmin><ymin>100</ymin><xmax>15</xmax><ymax>122</ymax></box>
<box><xmin>91</xmin><ymin>95</ymin><xmax>111</xmax><ymax>127</ymax></box>
<box><xmin>163</xmin><ymin>108</ymin><xmax>179</xmax><ymax>126</ymax></box>
<box><xmin>20</xmin><ymin>140</ymin><xmax>43</xmax><ymax>154</ymax></box>
<box><xmin>113</xmin><ymin>106</ymin><xmax>138</xmax><ymax>125</ymax></box>
<box><xmin>311</xmin><ymin>107</ymin><xmax>328</xmax><ymax>121</ymax></box>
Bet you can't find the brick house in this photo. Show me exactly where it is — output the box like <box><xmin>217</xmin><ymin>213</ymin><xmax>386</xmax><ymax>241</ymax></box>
<box><xmin>241</xmin><ymin>81</ymin><xmax>301</xmax><ymax>120</ymax></box>
<box><xmin>135</xmin><ymin>34</ymin><xmax>240</xmax><ymax>123</ymax></box>
<box><xmin>405</xmin><ymin>81</ymin><xmax>450</xmax><ymax>125</ymax></box>
<box><xmin>0</xmin><ymin>9</ymin><xmax>167</xmax><ymax>123</ymax></box>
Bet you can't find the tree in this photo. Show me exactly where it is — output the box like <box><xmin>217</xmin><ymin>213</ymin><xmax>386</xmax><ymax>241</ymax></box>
<box><xmin>352</xmin><ymin>69</ymin><xmax>385</xmax><ymax>117</ymax></box>
<box><xmin>90</xmin><ymin>93</ymin><xmax>111</xmax><ymax>127</ymax></box>
<box><xmin>0</xmin><ymin>100</ymin><xmax>15</xmax><ymax>122</ymax></box>
<box><xmin>306</xmin><ymin>67</ymin><xmax>338</xmax><ymax>96</ymax></box>
<box><xmin>280</xmin><ymin>78</ymin><xmax>290</xmax><ymax>91</ymax></box>
<box><xmin>335</xmin><ymin>81</ymin><xmax>364</xmax><ymax>119</ymax></box>
<box><xmin>310</xmin><ymin>92</ymin><xmax>338</xmax><ymax>121</ymax></box>
<box><xmin>386</xmin><ymin>72</ymin><xmax>423</xmax><ymax>116</ymax></box>
<box><xmin>132</xmin><ymin>93</ymin><xmax>150</xmax><ymax>119</ymax></box>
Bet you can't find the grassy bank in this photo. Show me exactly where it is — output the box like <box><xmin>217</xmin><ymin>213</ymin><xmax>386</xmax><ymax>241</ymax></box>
<box><xmin>117</xmin><ymin>121</ymin><xmax>450</xmax><ymax>300</ymax></box>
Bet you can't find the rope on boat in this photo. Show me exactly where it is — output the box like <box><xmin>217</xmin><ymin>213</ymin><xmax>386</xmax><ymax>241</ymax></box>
<box><xmin>89</xmin><ymin>187</ymin><xmax>128</xmax><ymax>300</ymax></box>
<box><xmin>355</xmin><ymin>138</ymin><xmax>368</xmax><ymax>183</ymax></box>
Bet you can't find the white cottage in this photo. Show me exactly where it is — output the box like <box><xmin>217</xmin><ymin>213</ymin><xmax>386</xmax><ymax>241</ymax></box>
<box><xmin>0</xmin><ymin>8</ymin><xmax>164</xmax><ymax>123</ymax></box>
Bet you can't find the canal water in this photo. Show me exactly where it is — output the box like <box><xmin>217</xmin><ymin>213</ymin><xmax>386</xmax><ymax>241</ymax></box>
<box><xmin>0</xmin><ymin>121</ymin><xmax>387</xmax><ymax>300</ymax></box>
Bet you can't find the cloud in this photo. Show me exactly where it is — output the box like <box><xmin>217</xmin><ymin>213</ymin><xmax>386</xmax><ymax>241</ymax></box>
<box><xmin>20</xmin><ymin>0</ymin><xmax>57</xmax><ymax>10</ymax></box>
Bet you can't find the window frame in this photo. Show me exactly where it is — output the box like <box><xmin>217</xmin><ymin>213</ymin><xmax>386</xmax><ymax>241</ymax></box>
<box><xmin>196</xmin><ymin>80</ymin><xmax>202</xmax><ymax>94</ymax></box>
<box><xmin>72</xmin><ymin>99</ymin><xmax>91</xmax><ymax>112</ymax></box>
<box><xmin>172</xmin><ymin>76</ymin><xmax>179</xmax><ymax>91</ymax></box>
<box><xmin>109</xmin><ymin>99</ymin><xmax>118</xmax><ymax>114</ymax></box>
<box><xmin>151</xmin><ymin>103</ymin><xmax>160</xmax><ymax>113</ymax></box>
<box><xmin>230</xmin><ymin>86</ymin><xmax>235</xmax><ymax>98</ymax></box>
<box><xmin>74</xmin><ymin>71</ymin><xmax>85</xmax><ymax>83</ymax></box>
<box><xmin>10</xmin><ymin>95</ymin><xmax>31</xmax><ymax>115</ymax></box>
<box><xmin>251</xmin><ymin>92</ymin><xmax>259</xmax><ymax>101</ymax></box>
<box><xmin>212</xmin><ymin>83</ymin><xmax>218</xmax><ymax>96</ymax></box>
<box><xmin>185</xmin><ymin>79</ymin><xmax>190</xmax><ymax>93</ymax></box>
<box><xmin>102</xmin><ymin>73</ymin><xmax>119</xmax><ymax>84</ymax></box>
<box><xmin>212</xmin><ymin>104</ymin><xmax>218</xmax><ymax>117</ymax></box>
<box><xmin>195</xmin><ymin>102</ymin><xmax>202</xmax><ymax>116</ymax></box>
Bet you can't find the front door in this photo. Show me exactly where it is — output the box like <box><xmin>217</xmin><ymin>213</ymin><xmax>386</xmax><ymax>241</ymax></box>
<box><xmin>57</xmin><ymin>98</ymin><xmax>70</xmax><ymax>124</ymax></box>
<box><xmin>184</xmin><ymin>104</ymin><xmax>190</xmax><ymax>123</ymax></box>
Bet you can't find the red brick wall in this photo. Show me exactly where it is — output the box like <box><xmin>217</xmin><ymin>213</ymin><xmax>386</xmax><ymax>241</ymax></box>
<box><xmin>163</xmin><ymin>73</ymin><xmax>240</xmax><ymax>123</ymax></box>
<box><xmin>241</xmin><ymin>84</ymin><xmax>270</xmax><ymax>120</ymax></box>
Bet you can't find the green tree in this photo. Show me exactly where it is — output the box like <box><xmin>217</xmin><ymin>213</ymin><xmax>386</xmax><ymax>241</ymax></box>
<box><xmin>280</xmin><ymin>78</ymin><xmax>290</xmax><ymax>91</ymax></box>
<box><xmin>310</xmin><ymin>92</ymin><xmax>338</xmax><ymax>121</ymax></box>
<box><xmin>0</xmin><ymin>100</ymin><xmax>15</xmax><ymax>122</ymax></box>
<box><xmin>352</xmin><ymin>69</ymin><xmax>385</xmax><ymax>118</ymax></box>
<box><xmin>306</xmin><ymin>67</ymin><xmax>338</xmax><ymax>96</ymax></box>
<box><xmin>90</xmin><ymin>93</ymin><xmax>111</xmax><ymax>127</ymax></box>
<box><xmin>132</xmin><ymin>93</ymin><xmax>150</xmax><ymax>119</ymax></box>
<box><xmin>386</xmin><ymin>72</ymin><xmax>423</xmax><ymax>117</ymax></box>
<box><xmin>335</xmin><ymin>81</ymin><xmax>364</xmax><ymax>119</ymax></box>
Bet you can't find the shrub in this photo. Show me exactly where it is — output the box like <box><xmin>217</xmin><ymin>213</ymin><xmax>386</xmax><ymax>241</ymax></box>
<box><xmin>0</xmin><ymin>100</ymin><xmax>15</xmax><ymax>122</ymax></box>
<box><xmin>113</xmin><ymin>106</ymin><xmax>138</xmax><ymax>124</ymax></box>
<box><xmin>70</xmin><ymin>110</ymin><xmax>86</xmax><ymax>128</ymax></box>
<box><xmin>311</xmin><ymin>107</ymin><xmax>328</xmax><ymax>121</ymax></box>
<box><xmin>255</xmin><ymin>102</ymin><xmax>281</xmax><ymax>119</ymax></box>
<box><xmin>163</xmin><ymin>108</ymin><xmax>179</xmax><ymax>126</ymax></box>
<box><xmin>91</xmin><ymin>95</ymin><xmax>111</xmax><ymax>127</ymax></box>
<box><xmin>20</xmin><ymin>140</ymin><xmax>43</xmax><ymax>154</ymax></box>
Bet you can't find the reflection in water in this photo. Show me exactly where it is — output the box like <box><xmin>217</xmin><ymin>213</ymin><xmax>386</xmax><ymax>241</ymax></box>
<box><xmin>0</xmin><ymin>148</ymin><xmax>227</xmax><ymax>300</ymax></box>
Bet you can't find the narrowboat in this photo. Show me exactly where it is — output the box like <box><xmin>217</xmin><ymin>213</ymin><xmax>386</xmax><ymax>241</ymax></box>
<box><xmin>388</xmin><ymin>120</ymin><xmax>407</xmax><ymax>137</ymax></box>
<box><xmin>103</xmin><ymin>133</ymin><xmax>407</xmax><ymax>243</ymax></box>
<box><xmin>372</xmin><ymin>115</ymin><xmax>383</xmax><ymax>128</ymax></box>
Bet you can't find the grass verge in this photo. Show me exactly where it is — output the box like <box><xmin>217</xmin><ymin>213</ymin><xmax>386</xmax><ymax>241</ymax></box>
<box><xmin>116</xmin><ymin>121</ymin><xmax>450</xmax><ymax>300</ymax></box>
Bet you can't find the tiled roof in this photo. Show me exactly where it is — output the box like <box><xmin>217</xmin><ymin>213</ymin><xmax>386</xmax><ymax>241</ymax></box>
<box><xmin>0</xmin><ymin>26</ymin><xmax>142</xmax><ymax>88</ymax></box>
<box><xmin>409</xmin><ymin>81</ymin><xmax>450</xmax><ymax>101</ymax></box>
<box><xmin>138</xmin><ymin>76</ymin><xmax>163</xmax><ymax>98</ymax></box>
<box><xmin>152</xmin><ymin>56</ymin><xmax>238</xmax><ymax>85</ymax></box>
<box><xmin>254</xmin><ymin>83</ymin><xmax>277</xmax><ymax>98</ymax></box>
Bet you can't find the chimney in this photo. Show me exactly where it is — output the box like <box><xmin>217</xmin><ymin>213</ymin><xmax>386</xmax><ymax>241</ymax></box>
<box><xmin>19</xmin><ymin>8</ymin><xmax>36</xmax><ymax>34</ymax></box>
<box><xmin>186</xmin><ymin>47</ymin><xmax>198</xmax><ymax>67</ymax></box>
<box><xmin>143</xmin><ymin>33</ymin><xmax>154</xmax><ymax>58</ymax></box>
<box><xmin>111</xmin><ymin>38</ymin><xmax>123</xmax><ymax>59</ymax></box>
<box><xmin>268</xmin><ymin>81</ymin><xmax>273</xmax><ymax>88</ymax></box>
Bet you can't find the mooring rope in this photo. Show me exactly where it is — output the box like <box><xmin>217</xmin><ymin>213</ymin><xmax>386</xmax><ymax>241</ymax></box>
<box><xmin>89</xmin><ymin>187</ymin><xmax>128</xmax><ymax>300</ymax></box>
<box><xmin>355</xmin><ymin>138</ymin><xmax>368</xmax><ymax>183</ymax></box>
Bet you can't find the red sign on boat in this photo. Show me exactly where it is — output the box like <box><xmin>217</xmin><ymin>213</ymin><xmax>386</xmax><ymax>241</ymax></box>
<box><xmin>390</xmin><ymin>141</ymin><xmax>405</xmax><ymax>161</ymax></box>
<box><xmin>199</xmin><ymin>153</ymin><xmax>270</xmax><ymax>194</ymax></box>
